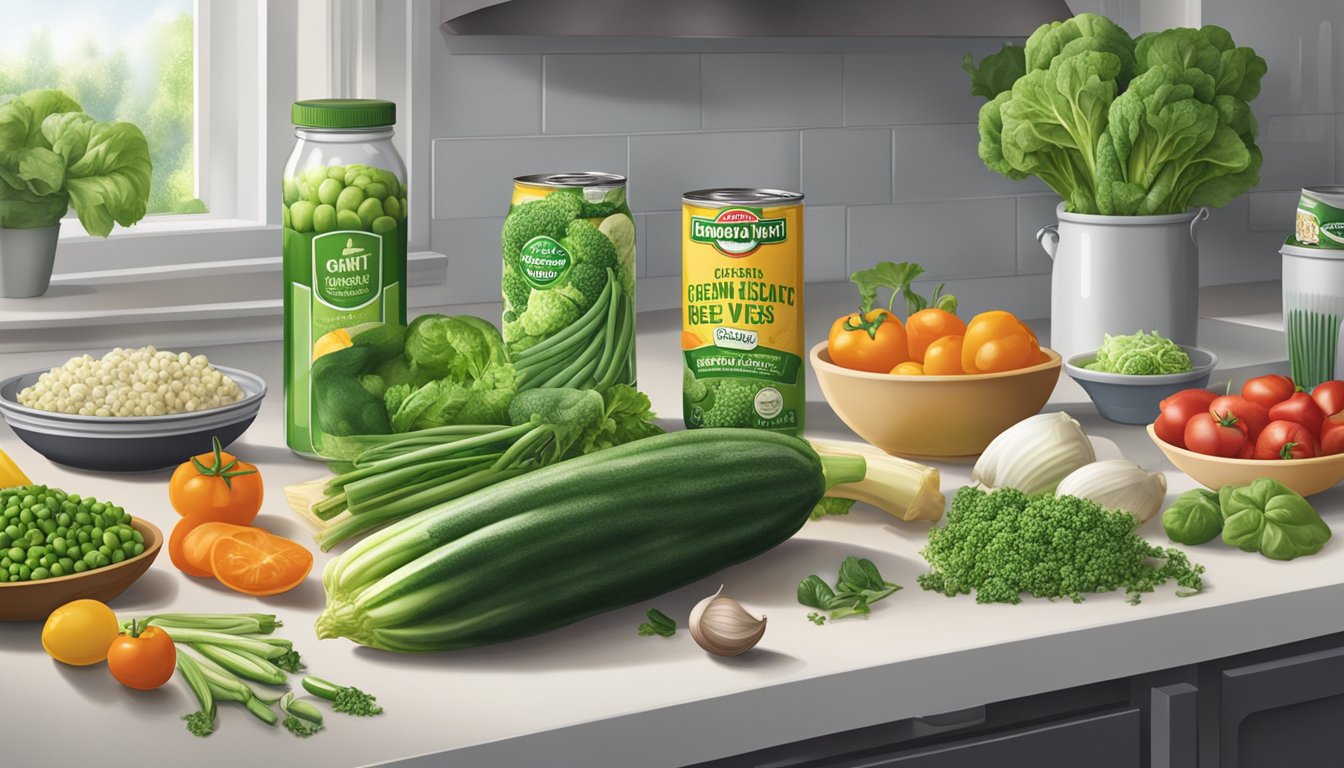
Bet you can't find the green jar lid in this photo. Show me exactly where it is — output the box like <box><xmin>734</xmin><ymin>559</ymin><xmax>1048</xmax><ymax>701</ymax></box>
<box><xmin>292</xmin><ymin>99</ymin><xmax>396</xmax><ymax>129</ymax></box>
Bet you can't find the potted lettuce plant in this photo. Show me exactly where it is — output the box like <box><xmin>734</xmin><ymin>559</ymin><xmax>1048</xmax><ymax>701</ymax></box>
<box><xmin>964</xmin><ymin>14</ymin><xmax>1265</xmax><ymax>359</ymax></box>
<box><xmin>0</xmin><ymin>89</ymin><xmax>152</xmax><ymax>297</ymax></box>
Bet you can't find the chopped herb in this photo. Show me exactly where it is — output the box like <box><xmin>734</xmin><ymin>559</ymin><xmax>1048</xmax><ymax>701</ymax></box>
<box><xmin>810</xmin><ymin>497</ymin><xmax>857</xmax><ymax>520</ymax></box>
<box><xmin>797</xmin><ymin>556</ymin><xmax>902</xmax><ymax>621</ymax></box>
<box><xmin>637</xmin><ymin>608</ymin><xmax>677</xmax><ymax>637</ymax></box>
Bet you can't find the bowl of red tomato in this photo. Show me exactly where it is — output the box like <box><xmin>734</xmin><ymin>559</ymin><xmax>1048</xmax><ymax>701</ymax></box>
<box><xmin>1147</xmin><ymin>375</ymin><xmax>1344</xmax><ymax>496</ymax></box>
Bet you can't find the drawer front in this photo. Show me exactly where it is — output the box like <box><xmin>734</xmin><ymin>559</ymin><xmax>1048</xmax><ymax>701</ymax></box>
<box><xmin>1220</xmin><ymin>645</ymin><xmax>1344</xmax><ymax>768</ymax></box>
<box><xmin>837</xmin><ymin>708</ymin><xmax>1141</xmax><ymax>768</ymax></box>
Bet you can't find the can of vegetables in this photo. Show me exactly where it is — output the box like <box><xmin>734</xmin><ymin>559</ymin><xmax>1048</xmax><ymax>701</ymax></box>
<box><xmin>682</xmin><ymin>189</ymin><xmax>804</xmax><ymax>434</ymax></box>
<box><xmin>1295</xmin><ymin>186</ymin><xmax>1344</xmax><ymax>249</ymax></box>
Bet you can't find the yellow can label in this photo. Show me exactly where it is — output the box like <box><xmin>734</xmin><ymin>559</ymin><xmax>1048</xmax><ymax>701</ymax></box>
<box><xmin>682</xmin><ymin>202</ymin><xmax>804</xmax><ymax>435</ymax></box>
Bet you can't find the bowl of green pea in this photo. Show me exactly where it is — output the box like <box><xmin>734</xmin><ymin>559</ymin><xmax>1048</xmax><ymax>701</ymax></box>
<box><xmin>0</xmin><ymin>485</ymin><xmax>162</xmax><ymax>621</ymax></box>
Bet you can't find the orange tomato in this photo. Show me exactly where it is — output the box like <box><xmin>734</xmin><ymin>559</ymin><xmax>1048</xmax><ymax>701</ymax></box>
<box><xmin>182</xmin><ymin>522</ymin><xmax>268</xmax><ymax>574</ymax></box>
<box><xmin>169</xmin><ymin>437</ymin><xmax>263</xmax><ymax>524</ymax></box>
<box><xmin>681</xmin><ymin>331</ymin><xmax>704</xmax><ymax>350</ymax></box>
<box><xmin>905</xmin><ymin>308</ymin><xmax>968</xmax><ymax>363</ymax></box>
<box><xmin>210</xmin><ymin>531</ymin><xmax>313</xmax><ymax>597</ymax></box>
<box><xmin>962</xmin><ymin>310</ymin><xmax>1037</xmax><ymax>374</ymax></box>
<box><xmin>169</xmin><ymin>509</ymin><xmax>243</xmax><ymax>577</ymax></box>
<box><xmin>891</xmin><ymin>361</ymin><xmax>925</xmax><ymax>375</ymax></box>
<box><xmin>922</xmin><ymin>336</ymin><xmax>965</xmax><ymax>375</ymax></box>
<box><xmin>828</xmin><ymin>310</ymin><xmax>910</xmax><ymax>373</ymax></box>
<box><xmin>107</xmin><ymin>622</ymin><xmax>177</xmax><ymax>691</ymax></box>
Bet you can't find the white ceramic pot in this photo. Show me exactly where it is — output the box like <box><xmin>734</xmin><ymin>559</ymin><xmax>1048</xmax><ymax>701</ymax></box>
<box><xmin>1037</xmin><ymin>203</ymin><xmax>1209</xmax><ymax>360</ymax></box>
<box><xmin>0</xmin><ymin>223</ymin><xmax>60</xmax><ymax>298</ymax></box>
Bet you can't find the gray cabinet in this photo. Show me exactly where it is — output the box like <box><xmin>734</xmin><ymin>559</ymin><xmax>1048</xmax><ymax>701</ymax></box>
<box><xmin>1214</xmin><ymin>645</ymin><xmax>1344</xmax><ymax>768</ymax></box>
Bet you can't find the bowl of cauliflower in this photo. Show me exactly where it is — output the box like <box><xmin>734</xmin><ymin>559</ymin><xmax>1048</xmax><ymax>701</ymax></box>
<box><xmin>0</xmin><ymin>346</ymin><xmax>266</xmax><ymax>471</ymax></box>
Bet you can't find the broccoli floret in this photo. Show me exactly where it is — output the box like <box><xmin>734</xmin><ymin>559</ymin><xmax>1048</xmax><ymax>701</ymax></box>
<box><xmin>503</xmin><ymin>266</ymin><xmax>532</xmax><ymax>312</ymax></box>
<box><xmin>182</xmin><ymin>711</ymin><xmax>215</xmax><ymax>737</ymax></box>
<box><xmin>559</xmin><ymin>219</ymin><xmax>619</xmax><ymax>308</ymax></box>
<box><xmin>501</xmin><ymin>198</ymin><xmax>578</xmax><ymax>266</ymax></box>
<box><xmin>700</xmin><ymin>379</ymin><xmax>762</xmax><ymax>428</ymax></box>
<box><xmin>919</xmin><ymin>486</ymin><xmax>1206</xmax><ymax>605</ymax></box>
<box><xmin>504</xmin><ymin>289</ymin><xmax>581</xmax><ymax>351</ymax></box>
<box><xmin>683</xmin><ymin>367</ymin><xmax>708</xmax><ymax>403</ymax></box>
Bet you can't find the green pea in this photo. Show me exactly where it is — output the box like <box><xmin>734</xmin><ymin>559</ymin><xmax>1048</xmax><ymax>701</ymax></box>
<box><xmin>28</xmin><ymin>546</ymin><xmax>46</xmax><ymax>559</ymax></box>
<box><xmin>399</xmin><ymin>197</ymin><xmax>409</xmax><ymax>219</ymax></box>
<box><xmin>304</xmin><ymin>167</ymin><xmax>328</xmax><ymax>186</ymax></box>
<box><xmin>318</xmin><ymin>178</ymin><xmax>342</xmax><ymax>206</ymax></box>
<box><xmin>352</xmin><ymin>174</ymin><xmax>372</xmax><ymax>188</ymax></box>
<box><xmin>373</xmin><ymin>170</ymin><xmax>400</xmax><ymax>198</ymax></box>
<box><xmin>335</xmin><ymin>209</ymin><xmax>362</xmax><ymax>230</ymax></box>
<box><xmin>283</xmin><ymin>178</ymin><xmax>300</xmax><ymax>206</ymax></box>
<box><xmin>56</xmin><ymin>512</ymin><xmax>70</xmax><ymax>527</ymax></box>
<box><xmin>76</xmin><ymin>530</ymin><xmax>90</xmax><ymax>544</ymax></box>
<box><xmin>289</xmin><ymin>200</ymin><xmax>315</xmax><ymax>232</ymax></box>
<box><xmin>24</xmin><ymin>530</ymin><xmax>41</xmax><ymax>545</ymax></box>
<box><xmin>363</xmin><ymin>181</ymin><xmax>388</xmax><ymax>201</ymax></box>
<box><xmin>80</xmin><ymin>542</ymin><xmax>94</xmax><ymax>555</ymax></box>
<box><xmin>59</xmin><ymin>557</ymin><xmax>73</xmax><ymax>569</ymax></box>
<box><xmin>336</xmin><ymin>185</ymin><xmax>365</xmax><ymax>212</ymax></box>
<box><xmin>326</xmin><ymin>166</ymin><xmax>347</xmax><ymax>181</ymax></box>
<box><xmin>16</xmin><ymin>565</ymin><xmax>30</xmax><ymax>580</ymax></box>
<box><xmin>343</xmin><ymin>166</ymin><xmax>366</xmax><ymax>185</ymax></box>
<box><xmin>110</xmin><ymin>549</ymin><xmax>125</xmax><ymax>564</ymax></box>
<box><xmin>50</xmin><ymin>563</ymin><xmax>65</xmax><ymax>577</ymax></box>
<box><xmin>116</xmin><ymin>527</ymin><xmax>133</xmax><ymax>543</ymax></box>
<box><xmin>90</xmin><ymin>527</ymin><xmax>103</xmax><ymax>541</ymax></box>
<box><xmin>74</xmin><ymin>511</ymin><xmax>91</xmax><ymax>525</ymax></box>
<box><xmin>282</xmin><ymin>205</ymin><xmax>292</xmax><ymax>230</ymax></box>
<box><xmin>7</xmin><ymin>547</ymin><xmax>22</xmax><ymax>561</ymax></box>
<box><xmin>0</xmin><ymin>534</ymin><xmax>8</xmax><ymax>550</ymax></box>
<box><xmin>383</xmin><ymin>196</ymin><xmax>401</xmax><ymax>219</ymax></box>
<box><xmin>30</xmin><ymin>567</ymin><xmax>48</xmax><ymax>580</ymax></box>
<box><xmin>73</xmin><ymin>560</ymin><xmax>87</xmax><ymax>573</ymax></box>
<box><xmin>103</xmin><ymin>531</ymin><xmax>120</xmax><ymax>550</ymax></box>
<box><xmin>132</xmin><ymin>531</ymin><xmax>144</xmax><ymax>544</ymax></box>
<box><xmin>39</xmin><ymin>519</ymin><xmax>55</xmax><ymax>535</ymax></box>
<box><xmin>18</xmin><ymin>509</ymin><xmax>32</xmax><ymax>524</ymax></box>
<box><xmin>35</xmin><ymin>506</ymin><xmax>50</xmax><ymax>520</ymax></box>
<box><xmin>356</xmin><ymin>197</ymin><xmax>384</xmax><ymax>228</ymax></box>
<box><xmin>314</xmin><ymin>204</ymin><xmax>338</xmax><ymax>233</ymax></box>
<box><xmin>371</xmin><ymin>216</ymin><xmax>397</xmax><ymax>235</ymax></box>
<box><xmin>298</xmin><ymin>182</ymin><xmax>315</xmax><ymax>204</ymax></box>
<box><xmin>52</xmin><ymin>537</ymin><xmax>66</xmax><ymax>555</ymax></box>
<box><xmin>132</xmin><ymin>543</ymin><xmax>144</xmax><ymax>556</ymax></box>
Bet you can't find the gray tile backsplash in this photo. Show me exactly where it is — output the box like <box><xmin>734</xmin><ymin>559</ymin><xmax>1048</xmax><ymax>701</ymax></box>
<box><xmin>701</xmin><ymin>54</ymin><xmax>843</xmax><ymax>130</ymax></box>
<box><xmin>848</xmin><ymin>199</ymin><xmax>1017</xmax><ymax>280</ymax></box>
<box><xmin>800</xmin><ymin>128</ymin><xmax>891</xmax><ymax>206</ymax></box>
<box><xmin>428</xmin><ymin>5</ymin><xmax>1344</xmax><ymax>313</ymax></box>
<box><xmin>628</xmin><ymin>130</ymin><xmax>800</xmax><ymax>213</ymax></box>
<box><xmin>544</xmin><ymin>54</ymin><xmax>700</xmax><ymax>135</ymax></box>
<box><xmin>432</xmin><ymin>134</ymin><xmax>628</xmax><ymax>219</ymax></box>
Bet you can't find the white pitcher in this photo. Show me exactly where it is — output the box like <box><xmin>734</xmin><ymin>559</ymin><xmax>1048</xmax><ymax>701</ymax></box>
<box><xmin>1037</xmin><ymin>203</ymin><xmax>1209</xmax><ymax>360</ymax></box>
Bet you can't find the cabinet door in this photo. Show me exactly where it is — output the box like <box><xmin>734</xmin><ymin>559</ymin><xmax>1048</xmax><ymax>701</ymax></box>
<box><xmin>1220</xmin><ymin>645</ymin><xmax>1344</xmax><ymax>768</ymax></box>
<box><xmin>832</xmin><ymin>708</ymin><xmax>1141</xmax><ymax>768</ymax></box>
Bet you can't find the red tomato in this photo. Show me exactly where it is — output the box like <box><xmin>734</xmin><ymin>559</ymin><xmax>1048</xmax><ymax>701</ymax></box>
<box><xmin>1208</xmin><ymin>395</ymin><xmax>1269</xmax><ymax>441</ymax></box>
<box><xmin>1254</xmin><ymin>420</ymin><xmax>1318</xmax><ymax>460</ymax></box>
<box><xmin>1267</xmin><ymin>392</ymin><xmax>1325</xmax><ymax>438</ymax></box>
<box><xmin>1320</xmin><ymin>412</ymin><xmax>1344</xmax><ymax>455</ymax></box>
<box><xmin>1242</xmin><ymin>374</ymin><xmax>1297</xmax><ymax>409</ymax></box>
<box><xmin>1184</xmin><ymin>412</ymin><xmax>1249</xmax><ymax>458</ymax></box>
<box><xmin>1311</xmin><ymin>380</ymin><xmax>1344</xmax><ymax>417</ymax></box>
<box><xmin>1153</xmin><ymin>389</ymin><xmax>1220</xmax><ymax>449</ymax></box>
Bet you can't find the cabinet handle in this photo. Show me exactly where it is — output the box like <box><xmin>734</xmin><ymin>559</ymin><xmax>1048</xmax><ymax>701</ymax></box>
<box><xmin>910</xmin><ymin>705</ymin><xmax>986</xmax><ymax>738</ymax></box>
<box><xmin>1151</xmin><ymin>683</ymin><xmax>1198</xmax><ymax>768</ymax></box>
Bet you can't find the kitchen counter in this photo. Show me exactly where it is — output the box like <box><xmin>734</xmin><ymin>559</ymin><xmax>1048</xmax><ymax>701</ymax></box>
<box><xmin>3</xmin><ymin>285</ymin><xmax>1342</xmax><ymax>768</ymax></box>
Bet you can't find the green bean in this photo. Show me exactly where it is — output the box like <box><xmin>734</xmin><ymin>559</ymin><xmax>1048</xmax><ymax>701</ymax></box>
<box><xmin>143</xmin><ymin>627</ymin><xmax>290</xmax><ymax>659</ymax></box>
<box><xmin>597</xmin><ymin>290</ymin><xmax>636</xmax><ymax>390</ymax></box>
<box><xmin>280</xmin><ymin>692</ymin><xmax>324</xmax><ymax>725</ymax></box>
<box><xmin>515</xmin><ymin>277</ymin><xmax>613</xmax><ymax>362</ymax></box>
<box><xmin>176</xmin><ymin>652</ymin><xmax>215</xmax><ymax>719</ymax></box>
<box><xmin>190</xmin><ymin>643</ymin><xmax>288</xmax><ymax>686</ymax></box>
<box><xmin>593</xmin><ymin>274</ymin><xmax>623</xmax><ymax>384</ymax></box>
<box><xmin>540</xmin><ymin>328</ymin><xmax>605</xmax><ymax>389</ymax></box>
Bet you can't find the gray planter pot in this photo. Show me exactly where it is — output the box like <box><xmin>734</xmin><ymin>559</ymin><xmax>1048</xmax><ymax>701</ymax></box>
<box><xmin>0</xmin><ymin>223</ymin><xmax>60</xmax><ymax>298</ymax></box>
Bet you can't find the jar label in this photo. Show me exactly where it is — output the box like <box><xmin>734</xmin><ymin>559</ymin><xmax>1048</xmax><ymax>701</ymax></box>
<box><xmin>519</xmin><ymin>235</ymin><xmax>571</xmax><ymax>288</ymax></box>
<box><xmin>313</xmin><ymin>231</ymin><xmax>383</xmax><ymax>310</ymax></box>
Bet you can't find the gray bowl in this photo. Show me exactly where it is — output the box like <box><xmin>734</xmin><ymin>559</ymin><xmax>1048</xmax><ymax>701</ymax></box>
<box><xmin>0</xmin><ymin>366</ymin><xmax>266</xmax><ymax>472</ymax></box>
<box><xmin>1065</xmin><ymin>346</ymin><xmax>1218</xmax><ymax>424</ymax></box>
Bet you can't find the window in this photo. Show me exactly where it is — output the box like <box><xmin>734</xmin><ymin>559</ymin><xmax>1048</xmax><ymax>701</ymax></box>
<box><xmin>0</xmin><ymin>0</ymin><xmax>205</xmax><ymax>215</ymax></box>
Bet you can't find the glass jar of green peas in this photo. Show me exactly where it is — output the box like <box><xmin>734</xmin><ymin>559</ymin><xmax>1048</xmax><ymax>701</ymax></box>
<box><xmin>281</xmin><ymin>99</ymin><xmax>408</xmax><ymax>459</ymax></box>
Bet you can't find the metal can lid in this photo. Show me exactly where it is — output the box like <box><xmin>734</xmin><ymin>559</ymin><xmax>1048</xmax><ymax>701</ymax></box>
<box><xmin>683</xmin><ymin>188</ymin><xmax>804</xmax><ymax>207</ymax></box>
<box><xmin>514</xmin><ymin>172</ymin><xmax>627</xmax><ymax>189</ymax></box>
<box><xmin>1282</xmin><ymin>236</ymin><xmax>1344</xmax><ymax>260</ymax></box>
<box><xmin>292</xmin><ymin>99</ymin><xmax>396</xmax><ymax>129</ymax></box>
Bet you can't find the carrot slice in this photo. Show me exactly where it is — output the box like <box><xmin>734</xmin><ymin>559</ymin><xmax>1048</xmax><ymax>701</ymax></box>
<box><xmin>209</xmin><ymin>532</ymin><xmax>313</xmax><ymax>596</ymax></box>
<box><xmin>182</xmin><ymin>522</ymin><xmax>266</xmax><ymax>574</ymax></box>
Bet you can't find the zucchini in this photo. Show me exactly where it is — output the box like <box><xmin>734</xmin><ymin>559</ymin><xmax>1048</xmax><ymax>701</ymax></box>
<box><xmin>316</xmin><ymin>429</ymin><xmax>865</xmax><ymax>652</ymax></box>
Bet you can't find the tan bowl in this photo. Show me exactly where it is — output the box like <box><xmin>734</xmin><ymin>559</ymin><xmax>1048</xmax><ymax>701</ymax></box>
<box><xmin>1147</xmin><ymin>424</ymin><xmax>1344</xmax><ymax>497</ymax></box>
<box><xmin>0</xmin><ymin>517</ymin><xmax>162</xmax><ymax>622</ymax></box>
<box><xmin>810</xmin><ymin>341</ymin><xmax>1062</xmax><ymax>457</ymax></box>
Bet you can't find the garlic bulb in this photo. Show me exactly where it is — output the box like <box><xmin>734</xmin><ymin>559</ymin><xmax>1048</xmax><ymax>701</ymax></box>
<box><xmin>689</xmin><ymin>587</ymin><xmax>766</xmax><ymax>656</ymax></box>
<box><xmin>1056</xmin><ymin>459</ymin><xmax>1167</xmax><ymax>523</ymax></box>
<box><xmin>973</xmin><ymin>412</ymin><xmax>1096</xmax><ymax>494</ymax></box>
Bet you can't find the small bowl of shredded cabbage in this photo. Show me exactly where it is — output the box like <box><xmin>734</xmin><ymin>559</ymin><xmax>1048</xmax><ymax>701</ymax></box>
<box><xmin>1066</xmin><ymin>331</ymin><xmax>1217</xmax><ymax>424</ymax></box>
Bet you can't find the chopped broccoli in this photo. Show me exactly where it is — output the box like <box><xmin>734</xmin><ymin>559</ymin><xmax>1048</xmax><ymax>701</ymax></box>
<box><xmin>700</xmin><ymin>379</ymin><xmax>762</xmax><ymax>428</ymax></box>
<box><xmin>501</xmin><ymin>198</ymin><xmax>578</xmax><ymax>267</ymax></box>
<box><xmin>505</xmin><ymin>289</ymin><xmax>582</xmax><ymax>351</ymax></box>
<box><xmin>919</xmin><ymin>486</ymin><xmax>1205</xmax><ymax>605</ymax></box>
<box><xmin>284</xmin><ymin>715</ymin><xmax>321</xmax><ymax>737</ymax></box>
<box><xmin>503</xmin><ymin>265</ymin><xmax>532</xmax><ymax>312</ymax></box>
<box><xmin>182</xmin><ymin>710</ymin><xmax>215</xmax><ymax>737</ymax></box>
<box><xmin>304</xmin><ymin>676</ymin><xmax>384</xmax><ymax>717</ymax></box>
<box><xmin>560</xmin><ymin>219</ymin><xmax>619</xmax><ymax>309</ymax></box>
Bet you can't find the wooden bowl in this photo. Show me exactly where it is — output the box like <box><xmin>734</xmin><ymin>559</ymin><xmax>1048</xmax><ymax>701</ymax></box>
<box><xmin>811</xmin><ymin>341</ymin><xmax>1062</xmax><ymax>457</ymax></box>
<box><xmin>0</xmin><ymin>517</ymin><xmax>162</xmax><ymax>621</ymax></box>
<box><xmin>1147</xmin><ymin>424</ymin><xmax>1344</xmax><ymax>497</ymax></box>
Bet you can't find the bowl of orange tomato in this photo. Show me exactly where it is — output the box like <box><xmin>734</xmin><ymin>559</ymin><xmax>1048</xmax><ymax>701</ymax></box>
<box><xmin>813</xmin><ymin>299</ymin><xmax>1061</xmax><ymax>457</ymax></box>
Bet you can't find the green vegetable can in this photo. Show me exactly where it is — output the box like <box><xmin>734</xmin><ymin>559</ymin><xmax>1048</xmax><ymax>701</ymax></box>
<box><xmin>682</xmin><ymin>189</ymin><xmax>805</xmax><ymax>435</ymax></box>
<box><xmin>283</xmin><ymin>99</ymin><xmax>408</xmax><ymax>459</ymax></box>
<box><xmin>502</xmin><ymin>173</ymin><xmax>637</xmax><ymax>390</ymax></box>
<box><xmin>1294</xmin><ymin>186</ymin><xmax>1344</xmax><ymax>248</ymax></box>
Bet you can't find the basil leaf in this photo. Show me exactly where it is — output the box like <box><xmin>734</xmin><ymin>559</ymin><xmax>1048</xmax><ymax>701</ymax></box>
<box><xmin>797</xmin><ymin>575</ymin><xmax>836</xmax><ymax>610</ymax></box>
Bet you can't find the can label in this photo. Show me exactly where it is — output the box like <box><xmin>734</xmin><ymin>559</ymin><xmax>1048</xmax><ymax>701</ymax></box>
<box><xmin>683</xmin><ymin>200</ymin><xmax>803</xmax><ymax>435</ymax></box>
<box><xmin>1295</xmin><ymin>186</ymin><xmax>1344</xmax><ymax>248</ymax></box>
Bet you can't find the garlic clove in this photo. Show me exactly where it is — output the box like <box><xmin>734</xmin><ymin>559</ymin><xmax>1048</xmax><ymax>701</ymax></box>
<box><xmin>689</xmin><ymin>586</ymin><xmax>767</xmax><ymax>657</ymax></box>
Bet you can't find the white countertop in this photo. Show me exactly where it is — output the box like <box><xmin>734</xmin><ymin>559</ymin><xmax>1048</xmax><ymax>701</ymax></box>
<box><xmin>3</xmin><ymin>287</ymin><xmax>1342</xmax><ymax>768</ymax></box>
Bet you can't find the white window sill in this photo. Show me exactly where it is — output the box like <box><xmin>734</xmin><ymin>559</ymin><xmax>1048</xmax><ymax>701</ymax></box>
<box><xmin>57</xmin><ymin>216</ymin><xmax>275</xmax><ymax>244</ymax></box>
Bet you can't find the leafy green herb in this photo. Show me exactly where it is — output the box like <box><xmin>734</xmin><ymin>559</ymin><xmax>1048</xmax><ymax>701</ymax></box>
<box><xmin>637</xmin><ymin>608</ymin><xmax>677</xmax><ymax>638</ymax></box>
<box><xmin>797</xmin><ymin>557</ymin><xmax>902</xmax><ymax>621</ymax></box>
<box><xmin>1219</xmin><ymin>479</ymin><xmax>1332</xmax><ymax>560</ymax></box>
<box><xmin>1162</xmin><ymin>489</ymin><xmax>1224</xmax><ymax>546</ymax></box>
<box><xmin>962</xmin><ymin>44</ymin><xmax>1026</xmax><ymax>99</ymax></box>
<box><xmin>1084</xmin><ymin>330</ymin><xmax>1192</xmax><ymax>375</ymax></box>
<box><xmin>284</xmin><ymin>716</ymin><xmax>321</xmax><ymax>737</ymax></box>
<box><xmin>810</xmin><ymin>496</ymin><xmax>856</xmax><ymax>520</ymax></box>
<box><xmin>806</xmin><ymin>612</ymin><xmax>827</xmax><ymax>626</ymax></box>
<box><xmin>849</xmin><ymin>262</ymin><xmax>957</xmax><ymax>317</ymax></box>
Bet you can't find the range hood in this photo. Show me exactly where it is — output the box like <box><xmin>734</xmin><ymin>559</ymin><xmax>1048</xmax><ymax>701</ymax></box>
<box><xmin>440</xmin><ymin>0</ymin><xmax>1072</xmax><ymax>38</ymax></box>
